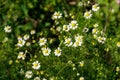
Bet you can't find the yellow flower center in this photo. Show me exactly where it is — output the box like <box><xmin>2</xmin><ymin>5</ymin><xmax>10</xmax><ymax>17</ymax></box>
<box><xmin>71</xmin><ymin>23</ymin><xmax>76</xmax><ymax>27</ymax></box>
<box><xmin>92</xmin><ymin>29</ymin><xmax>97</xmax><ymax>34</ymax></box>
<box><xmin>6</xmin><ymin>27</ymin><xmax>11</xmax><ymax>30</ymax></box>
<box><xmin>63</xmin><ymin>25</ymin><xmax>67</xmax><ymax>30</ymax></box>
<box><xmin>85</xmin><ymin>12</ymin><xmax>90</xmax><ymax>17</ymax></box>
<box><xmin>34</xmin><ymin>63</ymin><xmax>38</xmax><ymax>67</ymax></box>
<box><xmin>18</xmin><ymin>40</ymin><xmax>23</xmax><ymax>44</ymax></box>
<box><xmin>44</xmin><ymin>50</ymin><xmax>48</xmax><ymax>54</ymax></box>
<box><xmin>40</xmin><ymin>39</ymin><xmax>44</xmax><ymax>43</ymax></box>
<box><xmin>93</xmin><ymin>5</ymin><xmax>97</xmax><ymax>9</ymax></box>
<box><xmin>56</xmin><ymin>49</ymin><xmax>60</xmax><ymax>54</ymax></box>
<box><xmin>55</xmin><ymin>13</ymin><xmax>60</xmax><ymax>16</ymax></box>
<box><xmin>98</xmin><ymin>37</ymin><xmax>102</xmax><ymax>41</ymax></box>
<box><xmin>66</xmin><ymin>40</ymin><xmax>70</xmax><ymax>44</ymax></box>
<box><xmin>75</xmin><ymin>41</ymin><xmax>79</xmax><ymax>45</ymax></box>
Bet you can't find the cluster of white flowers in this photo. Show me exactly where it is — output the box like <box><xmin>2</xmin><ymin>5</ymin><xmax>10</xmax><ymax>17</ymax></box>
<box><xmin>9</xmin><ymin>2</ymin><xmax>110</xmax><ymax>80</ymax></box>
<box><xmin>52</xmin><ymin>11</ymin><xmax>62</xmax><ymax>20</ymax></box>
<box><xmin>16</xmin><ymin>29</ymin><xmax>37</xmax><ymax>48</ymax></box>
<box><xmin>64</xmin><ymin>35</ymin><xmax>83</xmax><ymax>47</ymax></box>
<box><xmin>92</xmin><ymin>23</ymin><xmax>106</xmax><ymax>44</ymax></box>
<box><xmin>24</xmin><ymin>59</ymin><xmax>41</xmax><ymax>79</ymax></box>
<box><xmin>41</xmin><ymin>46</ymin><xmax>62</xmax><ymax>57</ymax></box>
<box><xmin>73</xmin><ymin>35</ymin><xmax>83</xmax><ymax>47</ymax></box>
<box><xmin>84</xmin><ymin>4</ymin><xmax>99</xmax><ymax>19</ymax></box>
<box><xmin>63</xmin><ymin>20</ymin><xmax>78</xmax><ymax>32</ymax></box>
<box><xmin>17</xmin><ymin>36</ymin><xmax>26</xmax><ymax>47</ymax></box>
<box><xmin>16</xmin><ymin>32</ymin><xmax>33</xmax><ymax>47</ymax></box>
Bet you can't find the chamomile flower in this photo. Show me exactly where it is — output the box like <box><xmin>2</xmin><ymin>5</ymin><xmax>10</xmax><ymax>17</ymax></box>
<box><xmin>117</xmin><ymin>41</ymin><xmax>120</xmax><ymax>47</ymax></box>
<box><xmin>92</xmin><ymin>28</ymin><xmax>99</xmax><ymax>34</ymax></box>
<box><xmin>64</xmin><ymin>38</ymin><xmax>73</xmax><ymax>47</ymax></box>
<box><xmin>25</xmin><ymin>71</ymin><xmax>33</xmax><ymax>79</ymax></box>
<box><xmin>54</xmin><ymin>47</ymin><xmax>62</xmax><ymax>57</ymax></box>
<box><xmin>69</xmin><ymin>20</ymin><xmax>78</xmax><ymax>30</ymax></box>
<box><xmin>32</xmin><ymin>61</ymin><xmax>41</xmax><ymax>70</ymax></box>
<box><xmin>52</xmin><ymin>11</ymin><xmax>62</xmax><ymax>20</ymax></box>
<box><xmin>84</xmin><ymin>11</ymin><xmax>92</xmax><ymax>19</ymax></box>
<box><xmin>31</xmin><ymin>30</ymin><xmax>36</xmax><ymax>35</ymax></box>
<box><xmin>75</xmin><ymin>35</ymin><xmax>83</xmax><ymax>42</ymax></box>
<box><xmin>73</xmin><ymin>41</ymin><xmax>82</xmax><ymax>47</ymax></box>
<box><xmin>23</xmin><ymin>34</ymin><xmax>30</xmax><ymax>40</ymax></box>
<box><xmin>17</xmin><ymin>39</ymin><xmax>25</xmax><ymax>47</ymax></box>
<box><xmin>79</xmin><ymin>77</ymin><xmax>84</xmax><ymax>80</ymax></box>
<box><xmin>38</xmin><ymin>38</ymin><xmax>47</xmax><ymax>46</ymax></box>
<box><xmin>74</xmin><ymin>35</ymin><xmax>83</xmax><ymax>47</ymax></box>
<box><xmin>56</xmin><ymin>26</ymin><xmax>61</xmax><ymax>32</ymax></box>
<box><xmin>4</xmin><ymin>25</ymin><xmax>12</xmax><ymax>33</ymax></box>
<box><xmin>97</xmin><ymin>36</ymin><xmax>106</xmax><ymax>44</ymax></box>
<box><xmin>17</xmin><ymin>52</ymin><xmax>26</xmax><ymax>60</ymax></box>
<box><xmin>92</xmin><ymin>4</ymin><xmax>99</xmax><ymax>12</ymax></box>
<box><xmin>34</xmin><ymin>77</ymin><xmax>40</xmax><ymax>80</ymax></box>
<box><xmin>42</xmin><ymin>47</ymin><xmax>51</xmax><ymax>56</ymax></box>
<box><xmin>63</xmin><ymin>25</ymin><xmax>70</xmax><ymax>32</ymax></box>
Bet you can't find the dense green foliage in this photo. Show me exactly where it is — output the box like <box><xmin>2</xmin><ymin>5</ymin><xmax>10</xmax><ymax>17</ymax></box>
<box><xmin>0</xmin><ymin>0</ymin><xmax>120</xmax><ymax>80</ymax></box>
